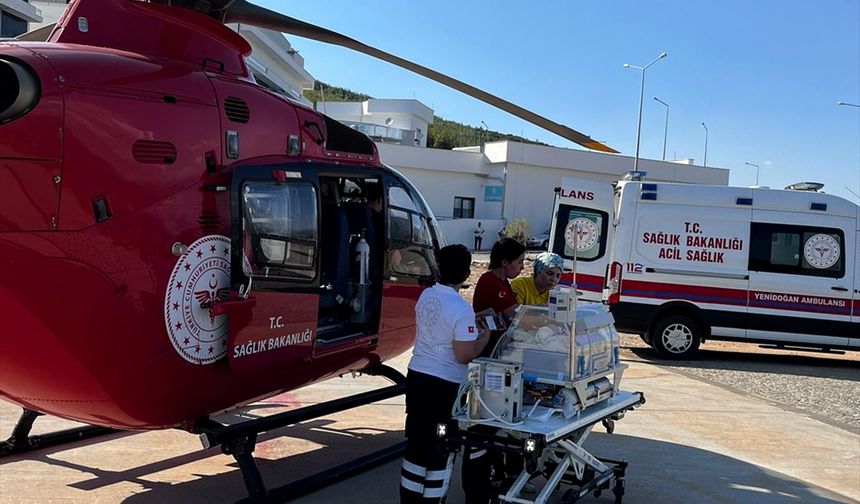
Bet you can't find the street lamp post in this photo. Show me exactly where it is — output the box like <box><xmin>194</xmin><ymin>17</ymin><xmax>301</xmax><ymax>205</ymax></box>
<box><xmin>745</xmin><ymin>162</ymin><xmax>760</xmax><ymax>186</ymax></box>
<box><xmin>653</xmin><ymin>97</ymin><xmax>669</xmax><ymax>161</ymax></box>
<box><xmin>479</xmin><ymin>120</ymin><xmax>489</xmax><ymax>148</ymax></box>
<box><xmin>837</xmin><ymin>101</ymin><xmax>860</xmax><ymax>202</ymax></box>
<box><xmin>624</xmin><ymin>52</ymin><xmax>667</xmax><ymax>172</ymax></box>
<box><xmin>701</xmin><ymin>122</ymin><xmax>708</xmax><ymax>167</ymax></box>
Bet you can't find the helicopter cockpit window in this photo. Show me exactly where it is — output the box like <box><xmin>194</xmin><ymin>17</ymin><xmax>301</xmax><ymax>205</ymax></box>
<box><xmin>389</xmin><ymin>186</ymin><xmax>419</xmax><ymax>212</ymax></box>
<box><xmin>388</xmin><ymin>184</ymin><xmax>436</xmax><ymax>277</ymax></box>
<box><xmin>242</xmin><ymin>181</ymin><xmax>318</xmax><ymax>281</ymax></box>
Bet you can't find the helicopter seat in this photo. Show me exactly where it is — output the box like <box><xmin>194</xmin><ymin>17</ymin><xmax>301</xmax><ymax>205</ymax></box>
<box><xmin>319</xmin><ymin>202</ymin><xmax>350</xmax><ymax>311</ymax></box>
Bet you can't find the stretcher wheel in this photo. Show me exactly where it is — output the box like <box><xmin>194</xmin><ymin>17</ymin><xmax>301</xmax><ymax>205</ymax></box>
<box><xmin>613</xmin><ymin>476</ymin><xmax>625</xmax><ymax>503</ymax></box>
<box><xmin>602</xmin><ymin>418</ymin><xmax>615</xmax><ymax>434</ymax></box>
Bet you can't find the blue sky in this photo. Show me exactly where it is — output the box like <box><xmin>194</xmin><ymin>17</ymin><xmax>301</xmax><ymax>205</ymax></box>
<box><xmin>258</xmin><ymin>0</ymin><xmax>860</xmax><ymax>203</ymax></box>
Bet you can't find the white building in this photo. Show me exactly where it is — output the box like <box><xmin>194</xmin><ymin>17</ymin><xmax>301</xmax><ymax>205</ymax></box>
<box><xmin>377</xmin><ymin>140</ymin><xmax>728</xmax><ymax>247</ymax></box>
<box><xmin>0</xmin><ymin>0</ymin><xmax>42</xmax><ymax>38</ymax></box>
<box><xmin>315</xmin><ymin>99</ymin><xmax>433</xmax><ymax>147</ymax></box>
<box><xmin>228</xmin><ymin>23</ymin><xmax>314</xmax><ymax>106</ymax></box>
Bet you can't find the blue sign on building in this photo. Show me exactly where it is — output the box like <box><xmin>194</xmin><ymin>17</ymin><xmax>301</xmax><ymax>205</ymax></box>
<box><xmin>484</xmin><ymin>186</ymin><xmax>503</xmax><ymax>202</ymax></box>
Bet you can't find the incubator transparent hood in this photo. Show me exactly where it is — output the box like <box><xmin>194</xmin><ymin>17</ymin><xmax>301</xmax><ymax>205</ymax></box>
<box><xmin>493</xmin><ymin>286</ymin><xmax>627</xmax><ymax>416</ymax></box>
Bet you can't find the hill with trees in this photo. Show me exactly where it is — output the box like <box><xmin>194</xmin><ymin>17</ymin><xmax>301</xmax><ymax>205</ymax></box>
<box><xmin>304</xmin><ymin>81</ymin><xmax>546</xmax><ymax>149</ymax></box>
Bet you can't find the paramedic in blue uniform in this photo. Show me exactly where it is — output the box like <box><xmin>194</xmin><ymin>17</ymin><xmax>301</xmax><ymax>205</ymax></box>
<box><xmin>400</xmin><ymin>244</ymin><xmax>491</xmax><ymax>504</ymax></box>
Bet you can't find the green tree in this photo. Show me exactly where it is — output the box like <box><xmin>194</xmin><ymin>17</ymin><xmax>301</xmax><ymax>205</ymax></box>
<box><xmin>505</xmin><ymin>218</ymin><xmax>531</xmax><ymax>246</ymax></box>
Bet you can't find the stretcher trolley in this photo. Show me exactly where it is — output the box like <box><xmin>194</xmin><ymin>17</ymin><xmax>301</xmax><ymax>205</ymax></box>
<box><xmin>441</xmin><ymin>287</ymin><xmax>646</xmax><ymax>503</ymax></box>
<box><xmin>441</xmin><ymin>387</ymin><xmax>644</xmax><ymax>504</ymax></box>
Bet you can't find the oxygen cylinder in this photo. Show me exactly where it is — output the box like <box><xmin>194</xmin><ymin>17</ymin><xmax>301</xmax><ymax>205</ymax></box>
<box><xmin>351</xmin><ymin>232</ymin><xmax>372</xmax><ymax>323</ymax></box>
<box><xmin>355</xmin><ymin>234</ymin><xmax>370</xmax><ymax>285</ymax></box>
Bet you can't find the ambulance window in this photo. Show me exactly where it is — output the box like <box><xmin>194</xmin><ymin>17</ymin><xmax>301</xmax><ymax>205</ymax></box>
<box><xmin>388</xmin><ymin>183</ymin><xmax>437</xmax><ymax>277</ymax></box>
<box><xmin>770</xmin><ymin>233</ymin><xmax>802</xmax><ymax>266</ymax></box>
<box><xmin>749</xmin><ymin>223</ymin><xmax>844</xmax><ymax>278</ymax></box>
<box><xmin>242</xmin><ymin>181</ymin><xmax>317</xmax><ymax>281</ymax></box>
<box><xmin>552</xmin><ymin>205</ymin><xmax>609</xmax><ymax>262</ymax></box>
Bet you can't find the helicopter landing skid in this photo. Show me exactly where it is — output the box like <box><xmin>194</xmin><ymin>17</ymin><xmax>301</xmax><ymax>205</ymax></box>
<box><xmin>196</xmin><ymin>364</ymin><xmax>407</xmax><ymax>502</ymax></box>
<box><xmin>0</xmin><ymin>408</ymin><xmax>116</xmax><ymax>457</ymax></box>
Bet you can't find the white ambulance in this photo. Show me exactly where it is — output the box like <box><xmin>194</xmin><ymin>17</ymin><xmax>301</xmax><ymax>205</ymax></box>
<box><xmin>549</xmin><ymin>177</ymin><xmax>859</xmax><ymax>358</ymax></box>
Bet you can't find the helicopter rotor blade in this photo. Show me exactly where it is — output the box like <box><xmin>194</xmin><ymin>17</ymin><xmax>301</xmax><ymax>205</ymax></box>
<box><xmin>220</xmin><ymin>1</ymin><xmax>618</xmax><ymax>153</ymax></box>
<box><xmin>15</xmin><ymin>23</ymin><xmax>56</xmax><ymax>42</ymax></box>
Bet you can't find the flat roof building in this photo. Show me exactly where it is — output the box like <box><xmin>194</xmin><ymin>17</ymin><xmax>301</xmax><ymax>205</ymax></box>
<box><xmin>316</xmin><ymin>99</ymin><xmax>434</xmax><ymax>148</ymax></box>
<box><xmin>1</xmin><ymin>0</ymin><xmax>42</xmax><ymax>38</ymax></box>
<box><xmin>376</xmin><ymin>138</ymin><xmax>728</xmax><ymax>247</ymax></box>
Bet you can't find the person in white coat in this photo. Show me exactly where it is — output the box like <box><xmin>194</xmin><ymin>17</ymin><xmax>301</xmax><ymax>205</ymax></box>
<box><xmin>399</xmin><ymin>244</ymin><xmax>490</xmax><ymax>504</ymax></box>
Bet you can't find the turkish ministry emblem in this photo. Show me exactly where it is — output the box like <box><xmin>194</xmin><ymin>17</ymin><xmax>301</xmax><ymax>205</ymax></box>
<box><xmin>803</xmin><ymin>234</ymin><xmax>840</xmax><ymax>270</ymax></box>
<box><xmin>565</xmin><ymin>217</ymin><xmax>598</xmax><ymax>251</ymax></box>
<box><xmin>164</xmin><ymin>235</ymin><xmax>231</xmax><ymax>365</ymax></box>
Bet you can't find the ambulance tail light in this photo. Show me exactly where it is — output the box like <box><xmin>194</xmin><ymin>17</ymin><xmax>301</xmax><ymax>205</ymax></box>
<box><xmin>605</xmin><ymin>261</ymin><xmax>623</xmax><ymax>304</ymax></box>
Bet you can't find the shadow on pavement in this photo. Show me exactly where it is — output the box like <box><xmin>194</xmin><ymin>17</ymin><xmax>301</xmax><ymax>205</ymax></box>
<box><xmin>66</xmin><ymin>426</ymin><xmax>848</xmax><ymax>503</ymax></box>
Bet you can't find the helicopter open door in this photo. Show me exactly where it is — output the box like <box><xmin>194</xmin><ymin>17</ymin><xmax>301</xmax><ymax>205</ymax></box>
<box><xmin>225</xmin><ymin>165</ymin><xmax>320</xmax><ymax>372</ymax></box>
<box><xmin>314</xmin><ymin>174</ymin><xmax>385</xmax><ymax>342</ymax></box>
<box><xmin>376</xmin><ymin>171</ymin><xmax>442</xmax><ymax>351</ymax></box>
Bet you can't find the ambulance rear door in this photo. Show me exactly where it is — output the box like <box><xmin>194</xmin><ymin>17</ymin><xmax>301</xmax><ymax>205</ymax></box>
<box><xmin>549</xmin><ymin>176</ymin><xmax>615</xmax><ymax>301</ymax></box>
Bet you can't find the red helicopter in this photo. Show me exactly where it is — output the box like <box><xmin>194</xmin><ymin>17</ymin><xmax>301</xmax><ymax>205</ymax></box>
<box><xmin>1</xmin><ymin>0</ymin><xmax>614</xmax><ymax>495</ymax></box>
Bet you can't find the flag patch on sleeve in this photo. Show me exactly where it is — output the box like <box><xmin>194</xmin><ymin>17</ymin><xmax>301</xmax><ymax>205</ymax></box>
<box><xmin>468</xmin><ymin>326</ymin><xmax>475</xmax><ymax>333</ymax></box>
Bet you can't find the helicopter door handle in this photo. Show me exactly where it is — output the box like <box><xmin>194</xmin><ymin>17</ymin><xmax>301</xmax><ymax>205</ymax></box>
<box><xmin>239</xmin><ymin>276</ymin><xmax>253</xmax><ymax>299</ymax></box>
<box><xmin>210</xmin><ymin>296</ymin><xmax>256</xmax><ymax>317</ymax></box>
<box><xmin>830</xmin><ymin>286</ymin><xmax>848</xmax><ymax>292</ymax></box>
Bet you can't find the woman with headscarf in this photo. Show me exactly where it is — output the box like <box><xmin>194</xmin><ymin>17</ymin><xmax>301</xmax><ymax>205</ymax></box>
<box><xmin>510</xmin><ymin>252</ymin><xmax>564</xmax><ymax>305</ymax></box>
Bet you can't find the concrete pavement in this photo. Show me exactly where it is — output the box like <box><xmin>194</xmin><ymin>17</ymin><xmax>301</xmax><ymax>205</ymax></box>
<box><xmin>0</xmin><ymin>352</ymin><xmax>857</xmax><ymax>503</ymax></box>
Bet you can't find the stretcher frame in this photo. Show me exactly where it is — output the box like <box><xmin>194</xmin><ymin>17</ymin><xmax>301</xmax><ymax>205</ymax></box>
<box><xmin>442</xmin><ymin>390</ymin><xmax>645</xmax><ymax>504</ymax></box>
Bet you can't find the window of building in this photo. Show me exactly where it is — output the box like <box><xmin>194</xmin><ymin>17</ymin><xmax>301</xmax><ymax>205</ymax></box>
<box><xmin>551</xmin><ymin>205</ymin><xmax>608</xmax><ymax>262</ymax></box>
<box><xmin>1</xmin><ymin>12</ymin><xmax>28</xmax><ymax>38</ymax></box>
<box><xmin>453</xmin><ymin>197</ymin><xmax>475</xmax><ymax>219</ymax></box>
<box><xmin>241</xmin><ymin>181</ymin><xmax>318</xmax><ymax>281</ymax></box>
<box><xmin>749</xmin><ymin>222</ymin><xmax>845</xmax><ymax>278</ymax></box>
<box><xmin>388</xmin><ymin>184</ymin><xmax>437</xmax><ymax>277</ymax></box>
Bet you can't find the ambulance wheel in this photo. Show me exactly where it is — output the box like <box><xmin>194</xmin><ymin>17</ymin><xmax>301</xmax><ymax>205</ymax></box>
<box><xmin>650</xmin><ymin>315</ymin><xmax>701</xmax><ymax>359</ymax></box>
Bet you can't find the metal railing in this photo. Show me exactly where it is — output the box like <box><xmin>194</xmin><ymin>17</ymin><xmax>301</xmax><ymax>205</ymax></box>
<box><xmin>342</xmin><ymin>121</ymin><xmax>410</xmax><ymax>143</ymax></box>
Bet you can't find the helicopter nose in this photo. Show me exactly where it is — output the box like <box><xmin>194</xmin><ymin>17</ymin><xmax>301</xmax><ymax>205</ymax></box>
<box><xmin>0</xmin><ymin>57</ymin><xmax>41</xmax><ymax>124</ymax></box>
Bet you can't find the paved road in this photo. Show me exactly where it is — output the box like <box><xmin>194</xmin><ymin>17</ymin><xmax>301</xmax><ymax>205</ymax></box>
<box><xmin>1</xmin><ymin>351</ymin><xmax>858</xmax><ymax>503</ymax></box>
